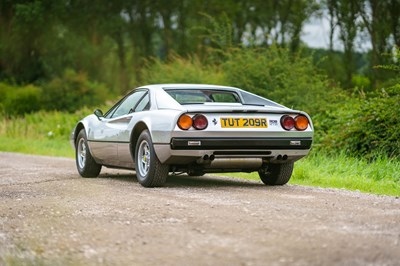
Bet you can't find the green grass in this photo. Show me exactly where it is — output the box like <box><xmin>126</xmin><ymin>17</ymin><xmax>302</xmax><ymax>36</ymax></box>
<box><xmin>219</xmin><ymin>151</ymin><xmax>400</xmax><ymax>197</ymax></box>
<box><xmin>293</xmin><ymin>152</ymin><xmax>400</xmax><ymax>196</ymax></box>
<box><xmin>0</xmin><ymin>110</ymin><xmax>84</xmax><ymax>158</ymax></box>
<box><xmin>1</xmin><ymin>111</ymin><xmax>399</xmax><ymax>197</ymax></box>
<box><xmin>0</xmin><ymin>136</ymin><xmax>74</xmax><ymax>158</ymax></box>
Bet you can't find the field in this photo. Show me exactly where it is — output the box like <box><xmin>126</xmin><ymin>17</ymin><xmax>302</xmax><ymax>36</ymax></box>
<box><xmin>1</xmin><ymin>111</ymin><xmax>399</xmax><ymax>197</ymax></box>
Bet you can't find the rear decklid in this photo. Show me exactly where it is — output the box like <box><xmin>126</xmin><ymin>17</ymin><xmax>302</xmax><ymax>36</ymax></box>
<box><xmin>175</xmin><ymin>103</ymin><xmax>313</xmax><ymax>136</ymax></box>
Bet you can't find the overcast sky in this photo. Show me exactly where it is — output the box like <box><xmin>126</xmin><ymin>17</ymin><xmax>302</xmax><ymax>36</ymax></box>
<box><xmin>301</xmin><ymin>14</ymin><xmax>372</xmax><ymax>52</ymax></box>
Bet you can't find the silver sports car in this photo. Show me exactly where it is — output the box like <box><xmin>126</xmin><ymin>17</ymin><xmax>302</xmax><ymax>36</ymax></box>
<box><xmin>71</xmin><ymin>84</ymin><xmax>313</xmax><ymax>187</ymax></box>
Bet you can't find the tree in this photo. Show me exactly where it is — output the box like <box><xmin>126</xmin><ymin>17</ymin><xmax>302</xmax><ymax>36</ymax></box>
<box><xmin>334</xmin><ymin>0</ymin><xmax>360</xmax><ymax>88</ymax></box>
<box><xmin>389</xmin><ymin>0</ymin><xmax>400</xmax><ymax>47</ymax></box>
<box><xmin>357</xmin><ymin>0</ymin><xmax>392</xmax><ymax>86</ymax></box>
<box><xmin>0</xmin><ymin>0</ymin><xmax>56</xmax><ymax>82</ymax></box>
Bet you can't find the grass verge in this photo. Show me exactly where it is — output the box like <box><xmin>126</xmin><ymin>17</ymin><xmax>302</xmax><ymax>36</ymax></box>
<box><xmin>220</xmin><ymin>151</ymin><xmax>400</xmax><ymax>197</ymax></box>
<box><xmin>0</xmin><ymin>136</ymin><xmax>74</xmax><ymax>158</ymax></box>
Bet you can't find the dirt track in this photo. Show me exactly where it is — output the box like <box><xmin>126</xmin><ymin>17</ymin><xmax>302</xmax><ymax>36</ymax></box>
<box><xmin>0</xmin><ymin>152</ymin><xmax>399</xmax><ymax>265</ymax></box>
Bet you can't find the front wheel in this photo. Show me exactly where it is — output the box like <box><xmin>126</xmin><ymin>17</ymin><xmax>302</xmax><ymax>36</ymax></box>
<box><xmin>258</xmin><ymin>162</ymin><xmax>294</xmax><ymax>186</ymax></box>
<box><xmin>75</xmin><ymin>129</ymin><xmax>102</xmax><ymax>177</ymax></box>
<box><xmin>135</xmin><ymin>130</ymin><xmax>169</xmax><ymax>187</ymax></box>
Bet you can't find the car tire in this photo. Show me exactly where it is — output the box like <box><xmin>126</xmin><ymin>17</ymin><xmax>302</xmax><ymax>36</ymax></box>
<box><xmin>258</xmin><ymin>162</ymin><xmax>294</xmax><ymax>186</ymax></box>
<box><xmin>135</xmin><ymin>130</ymin><xmax>169</xmax><ymax>187</ymax></box>
<box><xmin>75</xmin><ymin>129</ymin><xmax>102</xmax><ymax>177</ymax></box>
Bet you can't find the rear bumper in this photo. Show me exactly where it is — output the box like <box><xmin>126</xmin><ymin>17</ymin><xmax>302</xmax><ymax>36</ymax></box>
<box><xmin>170</xmin><ymin>137</ymin><xmax>312</xmax><ymax>150</ymax></box>
<box><xmin>154</xmin><ymin>137</ymin><xmax>312</xmax><ymax>165</ymax></box>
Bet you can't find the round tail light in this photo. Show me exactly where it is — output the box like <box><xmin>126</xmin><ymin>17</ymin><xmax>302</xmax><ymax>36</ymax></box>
<box><xmin>294</xmin><ymin>115</ymin><xmax>309</xmax><ymax>131</ymax></box>
<box><xmin>280</xmin><ymin>115</ymin><xmax>295</xmax><ymax>131</ymax></box>
<box><xmin>177</xmin><ymin>114</ymin><xmax>192</xmax><ymax>130</ymax></box>
<box><xmin>192</xmin><ymin>114</ymin><xmax>208</xmax><ymax>130</ymax></box>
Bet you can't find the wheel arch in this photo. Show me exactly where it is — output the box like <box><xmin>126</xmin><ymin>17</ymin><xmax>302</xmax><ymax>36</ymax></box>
<box><xmin>73</xmin><ymin>122</ymin><xmax>86</xmax><ymax>148</ymax></box>
<box><xmin>130</xmin><ymin>121</ymin><xmax>149</xmax><ymax>160</ymax></box>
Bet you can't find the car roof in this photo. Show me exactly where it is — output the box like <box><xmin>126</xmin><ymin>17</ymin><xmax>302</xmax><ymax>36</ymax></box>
<box><xmin>138</xmin><ymin>84</ymin><xmax>239</xmax><ymax>91</ymax></box>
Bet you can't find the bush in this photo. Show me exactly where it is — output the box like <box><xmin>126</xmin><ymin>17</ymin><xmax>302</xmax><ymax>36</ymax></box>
<box><xmin>320</xmin><ymin>85</ymin><xmax>400</xmax><ymax>159</ymax></box>
<box><xmin>0</xmin><ymin>83</ymin><xmax>42</xmax><ymax>116</ymax></box>
<box><xmin>319</xmin><ymin>49</ymin><xmax>400</xmax><ymax>159</ymax></box>
<box><xmin>41</xmin><ymin>69</ymin><xmax>109</xmax><ymax>112</ymax></box>
<box><xmin>222</xmin><ymin>45</ymin><xmax>339</xmax><ymax>114</ymax></box>
<box><xmin>352</xmin><ymin>75</ymin><xmax>371</xmax><ymax>90</ymax></box>
<box><xmin>141</xmin><ymin>55</ymin><xmax>226</xmax><ymax>85</ymax></box>
<box><xmin>0</xmin><ymin>83</ymin><xmax>9</xmax><ymax>113</ymax></box>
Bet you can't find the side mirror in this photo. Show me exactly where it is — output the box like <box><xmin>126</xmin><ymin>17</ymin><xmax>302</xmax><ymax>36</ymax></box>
<box><xmin>94</xmin><ymin>109</ymin><xmax>103</xmax><ymax>120</ymax></box>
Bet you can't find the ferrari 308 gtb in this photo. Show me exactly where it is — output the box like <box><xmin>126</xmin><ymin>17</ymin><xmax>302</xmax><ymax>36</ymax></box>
<box><xmin>71</xmin><ymin>84</ymin><xmax>313</xmax><ymax>187</ymax></box>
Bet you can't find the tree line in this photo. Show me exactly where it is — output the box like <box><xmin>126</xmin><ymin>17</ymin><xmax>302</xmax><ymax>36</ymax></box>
<box><xmin>0</xmin><ymin>0</ymin><xmax>399</xmax><ymax>91</ymax></box>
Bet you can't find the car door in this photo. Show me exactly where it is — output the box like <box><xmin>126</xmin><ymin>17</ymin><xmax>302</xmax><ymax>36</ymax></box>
<box><xmin>117</xmin><ymin>91</ymin><xmax>151</xmax><ymax>168</ymax></box>
<box><xmin>89</xmin><ymin>90</ymin><xmax>148</xmax><ymax>167</ymax></box>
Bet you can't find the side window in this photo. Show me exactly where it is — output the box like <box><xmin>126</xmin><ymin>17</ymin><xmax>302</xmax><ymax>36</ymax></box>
<box><xmin>111</xmin><ymin>91</ymin><xmax>147</xmax><ymax>118</ymax></box>
<box><xmin>135</xmin><ymin>93</ymin><xmax>150</xmax><ymax>112</ymax></box>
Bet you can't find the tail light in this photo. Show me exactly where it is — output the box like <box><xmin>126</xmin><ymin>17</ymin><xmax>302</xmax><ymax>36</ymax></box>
<box><xmin>177</xmin><ymin>114</ymin><xmax>192</xmax><ymax>130</ymax></box>
<box><xmin>177</xmin><ymin>114</ymin><xmax>208</xmax><ymax>130</ymax></box>
<box><xmin>280</xmin><ymin>115</ymin><xmax>295</xmax><ymax>130</ymax></box>
<box><xmin>281</xmin><ymin>114</ymin><xmax>309</xmax><ymax>131</ymax></box>
<box><xmin>294</xmin><ymin>115</ymin><xmax>309</xmax><ymax>131</ymax></box>
<box><xmin>192</xmin><ymin>114</ymin><xmax>208</xmax><ymax>130</ymax></box>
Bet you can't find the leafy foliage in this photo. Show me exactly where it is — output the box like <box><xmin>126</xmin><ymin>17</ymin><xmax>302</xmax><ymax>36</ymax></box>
<box><xmin>318</xmin><ymin>48</ymin><xmax>400</xmax><ymax>159</ymax></box>
<box><xmin>41</xmin><ymin>69</ymin><xmax>109</xmax><ymax>112</ymax></box>
<box><xmin>141</xmin><ymin>55</ymin><xmax>226</xmax><ymax>85</ymax></box>
<box><xmin>0</xmin><ymin>70</ymin><xmax>109</xmax><ymax>116</ymax></box>
<box><xmin>222</xmin><ymin>46</ymin><xmax>338</xmax><ymax>114</ymax></box>
<box><xmin>374</xmin><ymin>48</ymin><xmax>400</xmax><ymax>73</ymax></box>
<box><xmin>0</xmin><ymin>83</ymin><xmax>42</xmax><ymax>115</ymax></box>
<box><xmin>320</xmin><ymin>86</ymin><xmax>400</xmax><ymax>159</ymax></box>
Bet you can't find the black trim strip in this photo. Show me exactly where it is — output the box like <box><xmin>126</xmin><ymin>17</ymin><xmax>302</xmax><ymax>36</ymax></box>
<box><xmin>213</xmin><ymin>151</ymin><xmax>272</xmax><ymax>155</ymax></box>
<box><xmin>88</xmin><ymin>140</ymin><xmax>130</xmax><ymax>144</ymax></box>
<box><xmin>170</xmin><ymin>137</ymin><xmax>312</xmax><ymax>150</ymax></box>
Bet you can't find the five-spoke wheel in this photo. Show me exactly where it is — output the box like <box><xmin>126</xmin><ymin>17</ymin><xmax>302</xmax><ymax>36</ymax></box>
<box><xmin>137</xmin><ymin>139</ymin><xmax>151</xmax><ymax>177</ymax></box>
<box><xmin>135</xmin><ymin>130</ymin><xmax>169</xmax><ymax>187</ymax></box>
<box><xmin>75</xmin><ymin>129</ymin><xmax>101</xmax><ymax>177</ymax></box>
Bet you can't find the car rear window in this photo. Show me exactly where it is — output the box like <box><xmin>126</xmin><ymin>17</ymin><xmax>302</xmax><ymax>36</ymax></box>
<box><xmin>240</xmin><ymin>90</ymin><xmax>283</xmax><ymax>108</ymax></box>
<box><xmin>165</xmin><ymin>89</ymin><xmax>241</xmax><ymax>104</ymax></box>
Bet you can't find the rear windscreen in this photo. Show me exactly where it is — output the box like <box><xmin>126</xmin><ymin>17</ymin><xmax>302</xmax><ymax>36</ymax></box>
<box><xmin>165</xmin><ymin>89</ymin><xmax>241</xmax><ymax>104</ymax></box>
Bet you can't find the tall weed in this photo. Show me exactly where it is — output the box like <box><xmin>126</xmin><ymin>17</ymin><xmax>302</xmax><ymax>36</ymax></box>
<box><xmin>0</xmin><ymin>108</ymin><xmax>93</xmax><ymax>140</ymax></box>
<box><xmin>141</xmin><ymin>54</ymin><xmax>226</xmax><ymax>85</ymax></box>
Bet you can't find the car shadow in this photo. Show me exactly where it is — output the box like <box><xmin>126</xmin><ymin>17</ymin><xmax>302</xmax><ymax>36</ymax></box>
<box><xmin>97</xmin><ymin>171</ymin><xmax>265</xmax><ymax>188</ymax></box>
<box><xmin>165</xmin><ymin>174</ymin><xmax>264</xmax><ymax>188</ymax></box>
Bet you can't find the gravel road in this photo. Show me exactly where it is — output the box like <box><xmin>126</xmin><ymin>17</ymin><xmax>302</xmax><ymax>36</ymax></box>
<box><xmin>0</xmin><ymin>152</ymin><xmax>399</xmax><ymax>266</ymax></box>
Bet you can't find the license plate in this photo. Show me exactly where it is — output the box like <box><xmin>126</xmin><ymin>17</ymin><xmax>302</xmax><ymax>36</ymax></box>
<box><xmin>220</xmin><ymin>117</ymin><xmax>268</xmax><ymax>128</ymax></box>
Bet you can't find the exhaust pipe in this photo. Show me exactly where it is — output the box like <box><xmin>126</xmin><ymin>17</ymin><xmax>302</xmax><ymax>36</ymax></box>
<box><xmin>276</xmin><ymin>154</ymin><xmax>288</xmax><ymax>161</ymax></box>
<box><xmin>197</xmin><ymin>154</ymin><xmax>213</xmax><ymax>164</ymax></box>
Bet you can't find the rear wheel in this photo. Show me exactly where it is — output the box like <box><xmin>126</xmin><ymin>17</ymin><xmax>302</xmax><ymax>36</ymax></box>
<box><xmin>135</xmin><ymin>130</ymin><xmax>169</xmax><ymax>187</ymax></box>
<box><xmin>258</xmin><ymin>162</ymin><xmax>294</xmax><ymax>186</ymax></box>
<box><xmin>75</xmin><ymin>129</ymin><xmax>102</xmax><ymax>177</ymax></box>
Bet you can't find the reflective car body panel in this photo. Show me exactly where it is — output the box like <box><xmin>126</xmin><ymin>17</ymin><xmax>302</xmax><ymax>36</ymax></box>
<box><xmin>71</xmin><ymin>84</ymin><xmax>313</xmax><ymax>173</ymax></box>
